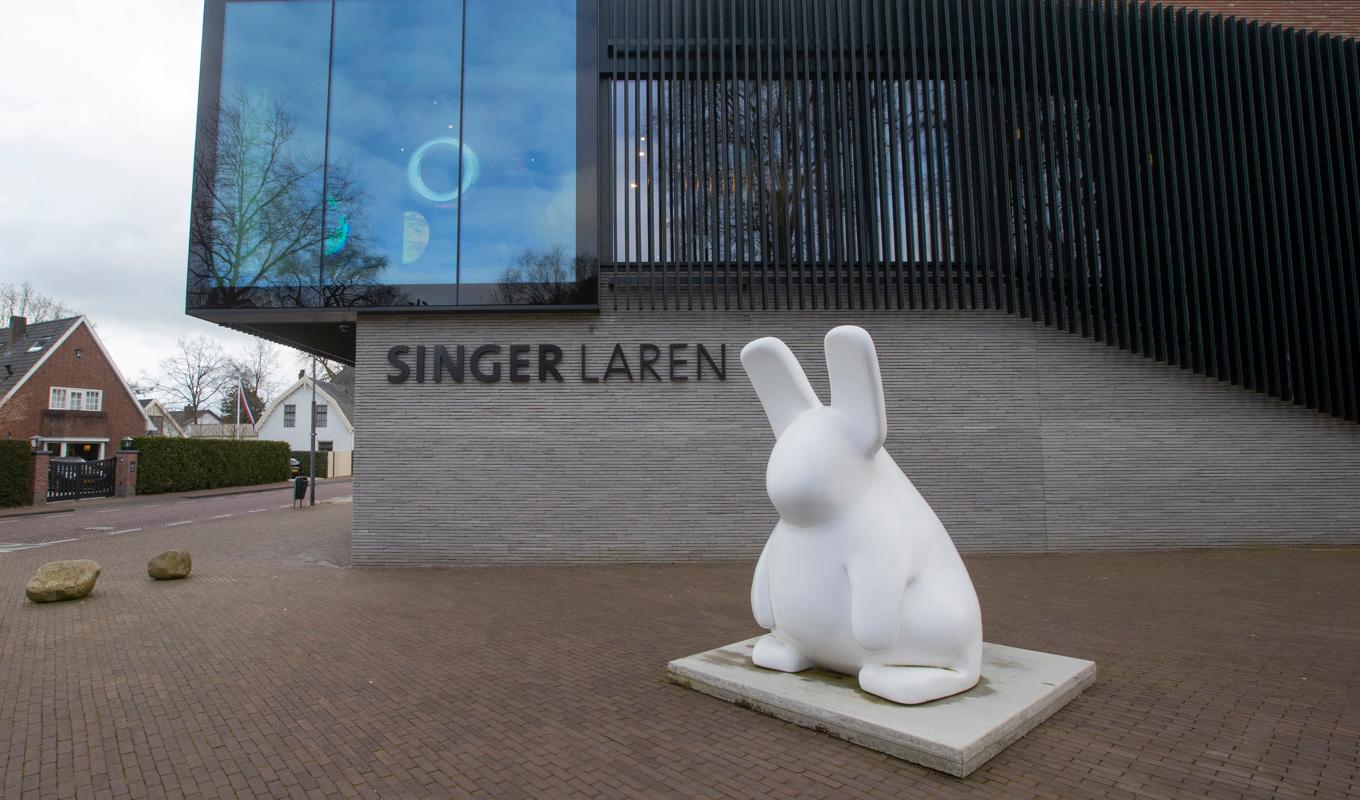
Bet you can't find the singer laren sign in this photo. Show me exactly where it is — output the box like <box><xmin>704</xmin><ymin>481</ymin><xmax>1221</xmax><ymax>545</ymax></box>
<box><xmin>385</xmin><ymin>344</ymin><xmax>728</xmax><ymax>384</ymax></box>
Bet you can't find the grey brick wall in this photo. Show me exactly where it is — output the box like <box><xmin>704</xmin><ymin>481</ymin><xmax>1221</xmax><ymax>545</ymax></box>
<box><xmin>353</xmin><ymin>309</ymin><xmax>1360</xmax><ymax>565</ymax></box>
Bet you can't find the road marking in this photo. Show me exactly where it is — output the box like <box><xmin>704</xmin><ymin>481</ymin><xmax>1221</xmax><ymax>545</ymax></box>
<box><xmin>165</xmin><ymin>521</ymin><xmax>192</xmax><ymax>527</ymax></box>
<box><xmin>247</xmin><ymin>508</ymin><xmax>268</xmax><ymax>513</ymax></box>
<box><xmin>210</xmin><ymin>513</ymin><xmax>233</xmax><ymax>519</ymax></box>
<box><xmin>83</xmin><ymin>526</ymin><xmax>116</xmax><ymax>531</ymax></box>
<box><xmin>278</xmin><ymin>505</ymin><xmax>292</xmax><ymax>509</ymax></box>
<box><xmin>176</xmin><ymin>500</ymin><xmax>194</xmax><ymax>504</ymax></box>
<box><xmin>140</xmin><ymin>504</ymin><xmax>160</xmax><ymax>509</ymax></box>
<box><xmin>94</xmin><ymin>509</ymin><xmax>121</xmax><ymax>514</ymax></box>
<box><xmin>109</xmin><ymin>528</ymin><xmax>142</xmax><ymax>535</ymax></box>
<box><xmin>0</xmin><ymin>538</ymin><xmax>78</xmax><ymax>553</ymax></box>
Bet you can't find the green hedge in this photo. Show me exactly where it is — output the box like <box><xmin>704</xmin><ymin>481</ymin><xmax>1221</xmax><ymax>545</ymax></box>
<box><xmin>132</xmin><ymin>437</ymin><xmax>291</xmax><ymax>495</ymax></box>
<box><xmin>291</xmin><ymin>450</ymin><xmax>329</xmax><ymax>479</ymax></box>
<box><xmin>0</xmin><ymin>440</ymin><xmax>31</xmax><ymax>508</ymax></box>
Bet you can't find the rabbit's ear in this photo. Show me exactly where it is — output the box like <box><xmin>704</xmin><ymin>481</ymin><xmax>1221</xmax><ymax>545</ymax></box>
<box><xmin>825</xmin><ymin>326</ymin><xmax>887</xmax><ymax>454</ymax></box>
<box><xmin>741</xmin><ymin>337</ymin><xmax>821</xmax><ymax>437</ymax></box>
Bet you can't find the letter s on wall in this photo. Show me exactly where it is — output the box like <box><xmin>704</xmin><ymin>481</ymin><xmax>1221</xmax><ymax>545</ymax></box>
<box><xmin>387</xmin><ymin>345</ymin><xmax>411</xmax><ymax>383</ymax></box>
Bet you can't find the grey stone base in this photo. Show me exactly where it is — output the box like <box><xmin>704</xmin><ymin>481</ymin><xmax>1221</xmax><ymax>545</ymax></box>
<box><xmin>667</xmin><ymin>637</ymin><xmax>1096</xmax><ymax>777</ymax></box>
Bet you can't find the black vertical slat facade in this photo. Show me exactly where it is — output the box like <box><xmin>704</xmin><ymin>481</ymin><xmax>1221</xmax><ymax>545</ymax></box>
<box><xmin>598</xmin><ymin>0</ymin><xmax>1360</xmax><ymax>422</ymax></box>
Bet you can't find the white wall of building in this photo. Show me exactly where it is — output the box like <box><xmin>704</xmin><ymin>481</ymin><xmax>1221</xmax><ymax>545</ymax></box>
<box><xmin>255</xmin><ymin>379</ymin><xmax>354</xmax><ymax>453</ymax></box>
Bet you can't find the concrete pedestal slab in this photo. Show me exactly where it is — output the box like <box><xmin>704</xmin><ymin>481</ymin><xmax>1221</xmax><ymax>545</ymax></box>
<box><xmin>667</xmin><ymin>638</ymin><xmax>1096</xmax><ymax>777</ymax></box>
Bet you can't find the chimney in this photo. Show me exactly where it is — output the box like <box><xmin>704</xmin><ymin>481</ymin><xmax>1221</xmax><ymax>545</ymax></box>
<box><xmin>8</xmin><ymin>316</ymin><xmax>25</xmax><ymax>346</ymax></box>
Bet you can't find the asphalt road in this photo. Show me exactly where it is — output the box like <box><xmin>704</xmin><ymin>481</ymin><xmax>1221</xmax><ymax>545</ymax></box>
<box><xmin>0</xmin><ymin>480</ymin><xmax>353</xmax><ymax>552</ymax></box>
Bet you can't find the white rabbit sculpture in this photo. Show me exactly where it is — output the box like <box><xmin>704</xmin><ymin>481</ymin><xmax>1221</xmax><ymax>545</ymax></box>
<box><xmin>741</xmin><ymin>325</ymin><xmax>983</xmax><ymax>705</ymax></box>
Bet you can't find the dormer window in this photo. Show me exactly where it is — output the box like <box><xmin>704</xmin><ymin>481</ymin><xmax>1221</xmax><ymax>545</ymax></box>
<box><xmin>27</xmin><ymin>337</ymin><xmax>52</xmax><ymax>353</ymax></box>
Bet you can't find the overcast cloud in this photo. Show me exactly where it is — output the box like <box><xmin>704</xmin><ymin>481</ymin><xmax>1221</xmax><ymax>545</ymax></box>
<box><xmin>0</xmin><ymin>1</ymin><xmax>297</xmax><ymax>392</ymax></box>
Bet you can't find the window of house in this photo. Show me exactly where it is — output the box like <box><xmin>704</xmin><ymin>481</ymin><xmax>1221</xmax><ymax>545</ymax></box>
<box><xmin>49</xmin><ymin>387</ymin><xmax>102</xmax><ymax>411</ymax></box>
<box><xmin>27</xmin><ymin>337</ymin><xmax>52</xmax><ymax>353</ymax></box>
<box><xmin>283</xmin><ymin>404</ymin><xmax>296</xmax><ymax>428</ymax></box>
<box><xmin>314</xmin><ymin>404</ymin><xmax>327</xmax><ymax>428</ymax></box>
<box><xmin>318</xmin><ymin>440</ymin><xmax>333</xmax><ymax>452</ymax></box>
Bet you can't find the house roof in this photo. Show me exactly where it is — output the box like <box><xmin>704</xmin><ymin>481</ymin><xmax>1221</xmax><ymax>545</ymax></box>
<box><xmin>169</xmin><ymin>408</ymin><xmax>221</xmax><ymax>426</ymax></box>
<box><xmin>0</xmin><ymin>316</ymin><xmax>81</xmax><ymax>400</ymax></box>
<box><xmin>257</xmin><ymin>372</ymin><xmax>355</xmax><ymax>434</ymax></box>
<box><xmin>324</xmin><ymin>368</ymin><xmax>354</xmax><ymax>425</ymax></box>
<box><xmin>0</xmin><ymin>315</ymin><xmax>154</xmax><ymax>432</ymax></box>
<box><xmin>139</xmin><ymin>398</ymin><xmax>189</xmax><ymax>437</ymax></box>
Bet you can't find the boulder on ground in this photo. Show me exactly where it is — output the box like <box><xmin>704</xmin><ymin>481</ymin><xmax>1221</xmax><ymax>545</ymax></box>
<box><xmin>148</xmin><ymin>550</ymin><xmax>192</xmax><ymax>580</ymax></box>
<box><xmin>25</xmin><ymin>560</ymin><xmax>101</xmax><ymax>603</ymax></box>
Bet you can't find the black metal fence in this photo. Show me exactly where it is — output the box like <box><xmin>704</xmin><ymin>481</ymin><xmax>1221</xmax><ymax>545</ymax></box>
<box><xmin>48</xmin><ymin>458</ymin><xmax>116</xmax><ymax>503</ymax></box>
<box><xmin>597</xmin><ymin>0</ymin><xmax>1360</xmax><ymax>421</ymax></box>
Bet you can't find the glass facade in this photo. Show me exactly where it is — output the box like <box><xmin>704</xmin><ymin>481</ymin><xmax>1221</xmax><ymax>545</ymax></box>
<box><xmin>188</xmin><ymin>0</ymin><xmax>594</xmax><ymax>313</ymax></box>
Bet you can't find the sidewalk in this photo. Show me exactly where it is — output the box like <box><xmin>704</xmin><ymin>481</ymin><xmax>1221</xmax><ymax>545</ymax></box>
<box><xmin>0</xmin><ymin>477</ymin><xmax>353</xmax><ymax>519</ymax></box>
<box><xmin>1</xmin><ymin>507</ymin><xmax>1357</xmax><ymax>798</ymax></box>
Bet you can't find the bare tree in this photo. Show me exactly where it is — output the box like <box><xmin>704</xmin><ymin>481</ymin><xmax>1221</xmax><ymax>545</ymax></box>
<box><xmin>128</xmin><ymin>378</ymin><xmax>157</xmax><ymax>398</ymax></box>
<box><xmin>228</xmin><ymin>338</ymin><xmax>283</xmax><ymax>403</ymax></box>
<box><xmin>494</xmin><ymin>247</ymin><xmax>599</xmax><ymax>306</ymax></box>
<box><xmin>290</xmin><ymin>350</ymin><xmax>347</xmax><ymax>382</ymax></box>
<box><xmin>189</xmin><ymin>90</ymin><xmax>328</xmax><ymax>306</ymax></box>
<box><xmin>0</xmin><ymin>282</ymin><xmax>75</xmax><ymax>322</ymax></box>
<box><xmin>154</xmin><ymin>337</ymin><xmax>229</xmax><ymax>416</ymax></box>
<box><xmin>190</xmin><ymin>89</ymin><xmax>403</xmax><ymax>309</ymax></box>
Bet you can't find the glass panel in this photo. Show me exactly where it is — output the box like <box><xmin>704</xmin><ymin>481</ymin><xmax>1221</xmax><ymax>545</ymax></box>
<box><xmin>191</xmin><ymin>0</ymin><xmax>332</xmax><ymax>308</ymax></box>
<box><xmin>325</xmin><ymin>0</ymin><xmax>464</xmax><ymax>306</ymax></box>
<box><xmin>458</xmin><ymin>0</ymin><xmax>588</xmax><ymax>305</ymax></box>
<box><xmin>189</xmin><ymin>0</ymin><xmax>593</xmax><ymax>313</ymax></box>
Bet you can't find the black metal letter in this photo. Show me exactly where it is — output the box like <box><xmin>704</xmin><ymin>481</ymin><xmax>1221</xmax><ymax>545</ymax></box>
<box><xmin>508</xmin><ymin>344</ymin><xmax>531</xmax><ymax>383</ymax></box>
<box><xmin>639</xmin><ymin>344</ymin><xmax>661</xmax><ymax>381</ymax></box>
<box><xmin>471</xmin><ymin>345</ymin><xmax>502</xmax><ymax>383</ymax></box>
<box><xmin>433</xmin><ymin>345</ymin><xmax>464</xmax><ymax>383</ymax></box>
<box><xmin>539</xmin><ymin>345</ymin><xmax>564</xmax><ymax>382</ymax></box>
<box><xmin>604</xmin><ymin>343</ymin><xmax>634</xmax><ymax>381</ymax></box>
<box><xmin>386</xmin><ymin>345</ymin><xmax>410</xmax><ymax>384</ymax></box>
<box><xmin>580</xmin><ymin>344</ymin><xmax>600</xmax><ymax>383</ymax></box>
<box><xmin>697</xmin><ymin>344</ymin><xmax>726</xmax><ymax>380</ymax></box>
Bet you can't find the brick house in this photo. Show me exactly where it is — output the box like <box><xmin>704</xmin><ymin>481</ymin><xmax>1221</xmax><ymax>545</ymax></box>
<box><xmin>0</xmin><ymin>316</ymin><xmax>152</xmax><ymax>460</ymax></box>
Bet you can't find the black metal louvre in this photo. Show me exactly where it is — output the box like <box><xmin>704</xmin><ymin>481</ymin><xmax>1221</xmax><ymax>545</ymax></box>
<box><xmin>596</xmin><ymin>0</ymin><xmax>1360</xmax><ymax>422</ymax></box>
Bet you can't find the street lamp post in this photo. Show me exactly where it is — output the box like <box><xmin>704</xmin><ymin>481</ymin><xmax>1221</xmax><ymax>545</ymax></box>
<box><xmin>309</xmin><ymin>356</ymin><xmax>318</xmax><ymax>507</ymax></box>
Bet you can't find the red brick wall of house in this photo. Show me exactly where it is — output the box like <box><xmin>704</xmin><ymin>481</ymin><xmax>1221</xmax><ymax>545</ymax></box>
<box><xmin>0</xmin><ymin>323</ymin><xmax>147</xmax><ymax>456</ymax></box>
<box><xmin>1159</xmin><ymin>1</ymin><xmax>1360</xmax><ymax>38</ymax></box>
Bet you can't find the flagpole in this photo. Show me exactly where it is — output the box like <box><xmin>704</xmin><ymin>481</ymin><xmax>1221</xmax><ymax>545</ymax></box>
<box><xmin>235</xmin><ymin>379</ymin><xmax>241</xmax><ymax>440</ymax></box>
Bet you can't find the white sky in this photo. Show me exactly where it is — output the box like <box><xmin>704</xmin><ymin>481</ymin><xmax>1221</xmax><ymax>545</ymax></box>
<box><xmin>0</xmin><ymin>1</ymin><xmax>300</xmax><ymax>395</ymax></box>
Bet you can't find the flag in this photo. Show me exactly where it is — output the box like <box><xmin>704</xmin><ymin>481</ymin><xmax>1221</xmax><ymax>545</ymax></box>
<box><xmin>238</xmin><ymin>379</ymin><xmax>256</xmax><ymax>425</ymax></box>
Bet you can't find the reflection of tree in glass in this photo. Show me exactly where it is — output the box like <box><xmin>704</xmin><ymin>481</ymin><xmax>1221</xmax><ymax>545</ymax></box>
<box><xmin>493</xmin><ymin>246</ymin><xmax>598</xmax><ymax>305</ymax></box>
<box><xmin>190</xmin><ymin>90</ymin><xmax>406</xmax><ymax>308</ymax></box>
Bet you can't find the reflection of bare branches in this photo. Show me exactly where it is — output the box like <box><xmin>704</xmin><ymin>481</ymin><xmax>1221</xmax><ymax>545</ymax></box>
<box><xmin>493</xmin><ymin>247</ymin><xmax>599</xmax><ymax>305</ymax></box>
<box><xmin>191</xmin><ymin>90</ymin><xmax>325</xmax><ymax>305</ymax></box>
<box><xmin>190</xmin><ymin>89</ymin><xmax>405</xmax><ymax>309</ymax></box>
<box><xmin>636</xmin><ymin>80</ymin><xmax>909</xmax><ymax>264</ymax></box>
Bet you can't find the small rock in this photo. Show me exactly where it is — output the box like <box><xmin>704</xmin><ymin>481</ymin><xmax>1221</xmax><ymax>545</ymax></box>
<box><xmin>148</xmin><ymin>550</ymin><xmax>192</xmax><ymax>580</ymax></box>
<box><xmin>26</xmin><ymin>560</ymin><xmax>101</xmax><ymax>603</ymax></box>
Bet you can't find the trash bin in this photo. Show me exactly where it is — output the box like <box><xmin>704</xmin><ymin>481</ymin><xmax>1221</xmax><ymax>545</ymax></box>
<box><xmin>293</xmin><ymin>475</ymin><xmax>309</xmax><ymax>506</ymax></box>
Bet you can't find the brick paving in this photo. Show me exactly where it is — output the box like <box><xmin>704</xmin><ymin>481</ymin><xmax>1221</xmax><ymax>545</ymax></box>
<box><xmin>0</xmin><ymin>508</ymin><xmax>1357</xmax><ymax>799</ymax></box>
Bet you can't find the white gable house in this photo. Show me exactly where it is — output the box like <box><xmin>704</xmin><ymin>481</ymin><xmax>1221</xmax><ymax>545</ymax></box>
<box><xmin>255</xmin><ymin>374</ymin><xmax>354</xmax><ymax>454</ymax></box>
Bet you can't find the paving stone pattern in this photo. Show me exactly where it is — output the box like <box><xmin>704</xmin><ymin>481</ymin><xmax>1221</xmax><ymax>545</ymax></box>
<box><xmin>1</xmin><ymin>507</ymin><xmax>1357</xmax><ymax>798</ymax></box>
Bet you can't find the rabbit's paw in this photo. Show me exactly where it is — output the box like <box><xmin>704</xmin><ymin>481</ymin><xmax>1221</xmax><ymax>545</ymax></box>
<box><xmin>858</xmin><ymin>664</ymin><xmax>979</xmax><ymax>705</ymax></box>
<box><xmin>751</xmin><ymin>634</ymin><xmax>814</xmax><ymax>673</ymax></box>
